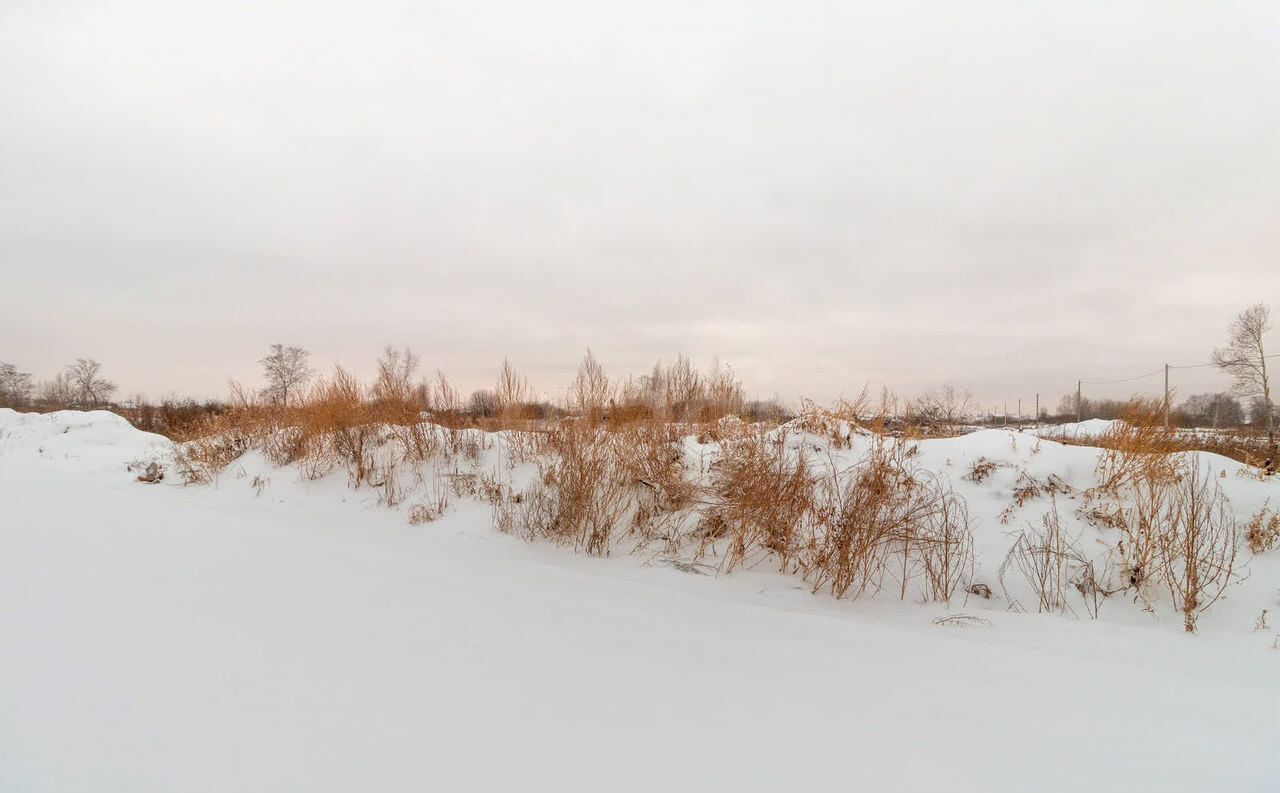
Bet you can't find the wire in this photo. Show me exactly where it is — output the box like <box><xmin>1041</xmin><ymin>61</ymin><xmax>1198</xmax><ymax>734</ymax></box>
<box><xmin>1079</xmin><ymin>354</ymin><xmax>1280</xmax><ymax>387</ymax></box>
<box><xmin>1080</xmin><ymin>369</ymin><xmax>1164</xmax><ymax>386</ymax></box>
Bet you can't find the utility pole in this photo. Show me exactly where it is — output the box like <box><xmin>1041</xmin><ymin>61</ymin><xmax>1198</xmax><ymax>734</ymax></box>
<box><xmin>1035</xmin><ymin>393</ymin><xmax>1040</xmax><ymax>430</ymax></box>
<box><xmin>1076</xmin><ymin>380</ymin><xmax>1082</xmax><ymax>423</ymax></box>
<box><xmin>1164</xmin><ymin>363</ymin><xmax>1170</xmax><ymax>430</ymax></box>
<box><xmin>1017</xmin><ymin>398</ymin><xmax>1022</xmax><ymax>426</ymax></box>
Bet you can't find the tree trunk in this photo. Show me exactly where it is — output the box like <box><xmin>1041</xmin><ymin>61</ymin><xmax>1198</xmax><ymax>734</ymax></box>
<box><xmin>1261</xmin><ymin>344</ymin><xmax>1275</xmax><ymax>469</ymax></box>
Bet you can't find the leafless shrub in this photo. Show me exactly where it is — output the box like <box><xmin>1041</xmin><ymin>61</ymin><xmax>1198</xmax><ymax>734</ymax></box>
<box><xmin>1158</xmin><ymin>462</ymin><xmax>1240</xmax><ymax>633</ymax></box>
<box><xmin>568</xmin><ymin>348</ymin><xmax>611</xmax><ymax>422</ymax></box>
<box><xmin>1110</xmin><ymin>476</ymin><xmax>1166</xmax><ymax>600</ymax></box>
<box><xmin>999</xmin><ymin>499</ymin><xmax>1108</xmax><ymax>618</ymax></box>
<box><xmin>1244</xmin><ymin>502</ymin><xmax>1280</xmax><ymax>554</ymax></box>
<box><xmin>373</xmin><ymin>347</ymin><xmax>439</xmax><ymax>462</ymax></box>
<box><xmin>904</xmin><ymin>383</ymin><xmax>974</xmax><ymax>436</ymax></box>
<box><xmin>918</xmin><ymin>491</ymin><xmax>975</xmax><ymax>602</ymax></box>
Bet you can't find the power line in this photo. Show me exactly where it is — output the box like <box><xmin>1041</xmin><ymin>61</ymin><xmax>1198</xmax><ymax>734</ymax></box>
<box><xmin>1081</xmin><ymin>353</ymin><xmax>1280</xmax><ymax>385</ymax></box>
<box><xmin>1080</xmin><ymin>369</ymin><xmax>1163</xmax><ymax>386</ymax></box>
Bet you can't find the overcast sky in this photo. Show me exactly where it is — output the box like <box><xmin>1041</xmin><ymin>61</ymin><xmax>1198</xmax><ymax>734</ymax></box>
<box><xmin>2</xmin><ymin>1</ymin><xmax>1278</xmax><ymax>409</ymax></box>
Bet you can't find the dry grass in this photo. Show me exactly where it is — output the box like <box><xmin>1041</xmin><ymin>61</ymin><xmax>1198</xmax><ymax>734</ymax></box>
<box><xmin>163</xmin><ymin>352</ymin><xmax>1255</xmax><ymax>629</ymax></box>
<box><xmin>804</xmin><ymin>435</ymin><xmax>974</xmax><ymax>602</ymax></box>
<box><xmin>704</xmin><ymin>426</ymin><xmax>814</xmax><ymax>573</ymax></box>
<box><xmin>965</xmin><ymin>457</ymin><xmax>1000</xmax><ymax>484</ymax></box>
<box><xmin>1157</xmin><ymin>462</ymin><xmax>1240</xmax><ymax>633</ymax></box>
<box><xmin>170</xmin><ymin>354</ymin><xmax>985</xmax><ymax>606</ymax></box>
<box><xmin>999</xmin><ymin>498</ymin><xmax>1105</xmax><ymax>618</ymax></box>
<box><xmin>509</xmin><ymin>422</ymin><xmax>628</xmax><ymax>554</ymax></box>
<box><xmin>1044</xmin><ymin>399</ymin><xmax>1274</xmax><ymax>472</ymax></box>
<box><xmin>1022</xmin><ymin>399</ymin><xmax>1245</xmax><ymax>629</ymax></box>
<box><xmin>1244</xmin><ymin>502</ymin><xmax>1280</xmax><ymax>554</ymax></box>
<box><xmin>1089</xmin><ymin>399</ymin><xmax>1184</xmax><ymax>496</ymax></box>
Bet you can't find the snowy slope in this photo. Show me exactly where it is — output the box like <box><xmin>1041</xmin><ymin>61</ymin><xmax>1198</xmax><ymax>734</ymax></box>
<box><xmin>2</xmin><ymin>411</ymin><xmax>1278</xmax><ymax>792</ymax></box>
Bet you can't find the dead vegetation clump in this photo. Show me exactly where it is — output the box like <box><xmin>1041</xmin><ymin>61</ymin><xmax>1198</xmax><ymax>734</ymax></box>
<box><xmin>1010</xmin><ymin>471</ymin><xmax>1073</xmax><ymax>508</ymax></box>
<box><xmin>169</xmin><ymin>383</ymin><xmax>271</xmax><ymax>483</ymax></box>
<box><xmin>993</xmin><ymin>396</ymin><xmax>1247</xmax><ymax>630</ymax></box>
<box><xmin>804</xmin><ymin>436</ymin><xmax>974</xmax><ymax>603</ymax></box>
<box><xmin>999</xmin><ymin>499</ymin><xmax>1107</xmax><ymax>618</ymax></box>
<box><xmin>1090</xmin><ymin>399</ymin><xmax>1183</xmax><ymax>496</ymax></box>
<box><xmin>161</xmin><ymin>351</ymin><xmax>1255</xmax><ymax>634</ymax></box>
<box><xmin>1081</xmin><ymin>401</ymin><xmax>1244</xmax><ymax>630</ymax></box>
<box><xmin>509</xmin><ymin>421</ymin><xmax>628</xmax><ymax>555</ymax></box>
<box><xmin>1244</xmin><ymin>503</ymin><xmax>1280</xmax><ymax>554</ymax></box>
<box><xmin>1157</xmin><ymin>462</ymin><xmax>1240</xmax><ymax>633</ymax></box>
<box><xmin>408</xmin><ymin>493</ymin><xmax>449</xmax><ymax>525</ymax></box>
<box><xmin>703</xmin><ymin>428</ymin><xmax>815</xmax><ymax>573</ymax></box>
<box><xmin>903</xmin><ymin>384</ymin><xmax>974</xmax><ymax>437</ymax></box>
<box><xmin>615</xmin><ymin>423</ymin><xmax>694</xmax><ymax>544</ymax></box>
<box><xmin>1001</xmin><ymin>432</ymin><xmax>1244</xmax><ymax>629</ymax></box>
<box><xmin>965</xmin><ymin>457</ymin><xmax>1000</xmax><ymax>484</ymax></box>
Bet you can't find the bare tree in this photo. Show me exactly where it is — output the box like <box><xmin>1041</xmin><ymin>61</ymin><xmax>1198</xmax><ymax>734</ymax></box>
<box><xmin>259</xmin><ymin>344</ymin><xmax>313</xmax><ymax>407</ymax></box>
<box><xmin>66</xmin><ymin>359</ymin><xmax>117</xmax><ymax>407</ymax></box>
<box><xmin>372</xmin><ymin>346</ymin><xmax>421</xmax><ymax>407</ymax></box>
<box><xmin>0</xmin><ymin>362</ymin><xmax>34</xmax><ymax>408</ymax></box>
<box><xmin>568</xmin><ymin>348</ymin><xmax>611</xmax><ymax>419</ymax></box>
<box><xmin>38</xmin><ymin>373</ymin><xmax>74</xmax><ymax>407</ymax></box>
<box><xmin>1212</xmin><ymin>303</ymin><xmax>1274</xmax><ymax>456</ymax></box>
<box><xmin>1179</xmin><ymin>393</ymin><xmax>1243</xmax><ymax>428</ymax></box>
<box><xmin>467</xmin><ymin>389</ymin><xmax>497</xmax><ymax>418</ymax></box>
<box><xmin>494</xmin><ymin>358</ymin><xmax>530</xmax><ymax>416</ymax></box>
<box><xmin>906</xmin><ymin>384</ymin><xmax>974</xmax><ymax>434</ymax></box>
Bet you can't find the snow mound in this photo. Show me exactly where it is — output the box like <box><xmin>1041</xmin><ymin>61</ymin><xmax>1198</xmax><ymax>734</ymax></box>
<box><xmin>0</xmin><ymin>408</ymin><xmax>172</xmax><ymax>472</ymax></box>
<box><xmin>1034</xmin><ymin>418</ymin><xmax>1119</xmax><ymax>438</ymax></box>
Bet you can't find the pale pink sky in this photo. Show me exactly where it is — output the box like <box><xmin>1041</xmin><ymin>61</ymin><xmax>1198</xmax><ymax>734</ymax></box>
<box><xmin>2</xmin><ymin>1</ymin><xmax>1278</xmax><ymax>409</ymax></box>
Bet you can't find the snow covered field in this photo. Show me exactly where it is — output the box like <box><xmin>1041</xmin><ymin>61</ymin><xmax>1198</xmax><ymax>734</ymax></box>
<box><xmin>2</xmin><ymin>409</ymin><xmax>1278</xmax><ymax>792</ymax></box>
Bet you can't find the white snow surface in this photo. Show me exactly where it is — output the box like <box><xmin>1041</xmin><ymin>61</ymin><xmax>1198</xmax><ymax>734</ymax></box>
<box><xmin>2</xmin><ymin>410</ymin><xmax>1278</xmax><ymax>792</ymax></box>
<box><xmin>1033</xmin><ymin>418</ymin><xmax>1121</xmax><ymax>438</ymax></box>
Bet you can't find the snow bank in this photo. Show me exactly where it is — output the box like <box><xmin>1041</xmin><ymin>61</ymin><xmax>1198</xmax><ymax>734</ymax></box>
<box><xmin>2</xmin><ymin>411</ymin><xmax>1279</xmax><ymax>791</ymax></box>
<box><xmin>0</xmin><ymin>408</ymin><xmax>171</xmax><ymax>473</ymax></box>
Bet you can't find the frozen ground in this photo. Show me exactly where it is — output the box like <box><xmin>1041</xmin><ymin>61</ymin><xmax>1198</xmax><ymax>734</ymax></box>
<box><xmin>2</xmin><ymin>410</ymin><xmax>1278</xmax><ymax>792</ymax></box>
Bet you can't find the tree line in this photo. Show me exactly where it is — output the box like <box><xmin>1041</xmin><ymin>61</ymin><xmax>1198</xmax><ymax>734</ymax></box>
<box><xmin>4</xmin><ymin>303</ymin><xmax>1277</xmax><ymax>445</ymax></box>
